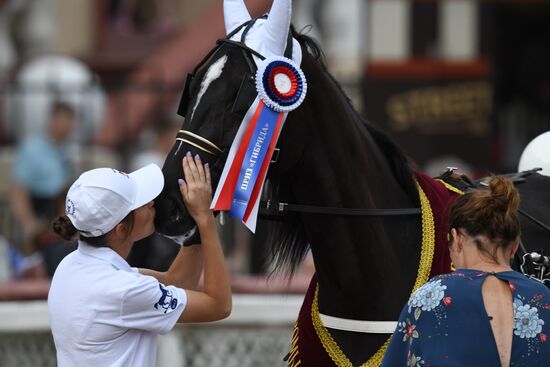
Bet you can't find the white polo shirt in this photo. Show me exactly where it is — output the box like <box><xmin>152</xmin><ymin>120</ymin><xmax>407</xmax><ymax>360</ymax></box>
<box><xmin>48</xmin><ymin>241</ymin><xmax>186</xmax><ymax>367</ymax></box>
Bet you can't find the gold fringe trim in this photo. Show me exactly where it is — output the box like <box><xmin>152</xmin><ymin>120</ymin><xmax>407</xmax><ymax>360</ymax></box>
<box><xmin>310</xmin><ymin>180</ymin><xmax>435</xmax><ymax>366</ymax></box>
<box><xmin>288</xmin><ymin>323</ymin><xmax>302</xmax><ymax>367</ymax></box>
<box><xmin>410</xmin><ymin>180</ymin><xmax>436</xmax><ymax>293</ymax></box>
<box><xmin>434</xmin><ymin>179</ymin><xmax>465</xmax><ymax>196</ymax></box>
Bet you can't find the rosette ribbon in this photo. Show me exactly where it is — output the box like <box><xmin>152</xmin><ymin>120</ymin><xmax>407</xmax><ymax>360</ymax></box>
<box><xmin>211</xmin><ymin>56</ymin><xmax>307</xmax><ymax>232</ymax></box>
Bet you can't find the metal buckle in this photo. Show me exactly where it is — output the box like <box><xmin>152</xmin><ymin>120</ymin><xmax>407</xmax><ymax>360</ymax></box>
<box><xmin>520</xmin><ymin>251</ymin><xmax>550</xmax><ymax>285</ymax></box>
<box><xmin>271</xmin><ymin>148</ymin><xmax>280</xmax><ymax>163</ymax></box>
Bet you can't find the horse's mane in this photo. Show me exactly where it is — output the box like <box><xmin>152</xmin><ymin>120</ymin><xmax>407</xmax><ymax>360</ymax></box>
<box><xmin>266</xmin><ymin>28</ymin><xmax>418</xmax><ymax>275</ymax></box>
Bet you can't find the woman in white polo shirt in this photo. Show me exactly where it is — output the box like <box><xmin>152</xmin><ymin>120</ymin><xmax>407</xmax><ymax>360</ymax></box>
<box><xmin>48</xmin><ymin>153</ymin><xmax>231</xmax><ymax>367</ymax></box>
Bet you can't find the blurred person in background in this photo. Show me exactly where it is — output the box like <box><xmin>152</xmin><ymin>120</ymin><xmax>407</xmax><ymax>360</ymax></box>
<box><xmin>25</xmin><ymin>186</ymin><xmax>75</xmax><ymax>278</ymax></box>
<box><xmin>0</xmin><ymin>234</ymin><xmax>45</xmax><ymax>281</ymax></box>
<box><xmin>2</xmin><ymin>182</ymin><xmax>75</xmax><ymax>281</ymax></box>
<box><xmin>129</xmin><ymin>117</ymin><xmax>179</xmax><ymax>172</ymax></box>
<box><xmin>0</xmin><ymin>0</ymin><xmax>18</xmax><ymax>83</ymax></box>
<box><xmin>9</xmin><ymin>101</ymin><xmax>75</xmax><ymax>244</ymax></box>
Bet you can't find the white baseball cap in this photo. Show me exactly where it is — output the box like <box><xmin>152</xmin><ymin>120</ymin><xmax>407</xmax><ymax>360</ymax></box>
<box><xmin>65</xmin><ymin>164</ymin><xmax>165</xmax><ymax>237</ymax></box>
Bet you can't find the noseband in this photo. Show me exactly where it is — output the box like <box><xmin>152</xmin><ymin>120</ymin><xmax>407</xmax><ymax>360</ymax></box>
<box><xmin>177</xmin><ymin>130</ymin><xmax>223</xmax><ymax>156</ymax></box>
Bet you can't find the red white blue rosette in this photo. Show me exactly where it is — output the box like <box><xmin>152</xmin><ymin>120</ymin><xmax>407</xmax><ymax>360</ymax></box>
<box><xmin>256</xmin><ymin>56</ymin><xmax>307</xmax><ymax>112</ymax></box>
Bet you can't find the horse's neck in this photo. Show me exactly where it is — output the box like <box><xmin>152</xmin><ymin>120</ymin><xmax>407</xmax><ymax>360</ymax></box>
<box><xmin>294</xmin><ymin>69</ymin><xmax>415</xmax><ymax>218</ymax></box>
<box><xmin>291</xmin><ymin>77</ymin><xmax>422</xmax><ymax>320</ymax></box>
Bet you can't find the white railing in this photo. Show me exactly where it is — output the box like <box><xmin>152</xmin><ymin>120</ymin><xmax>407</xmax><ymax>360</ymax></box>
<box><xmin>0</xmin><ymin>294</ymin><xmax>304</xmax><ymax>367</ymax></box>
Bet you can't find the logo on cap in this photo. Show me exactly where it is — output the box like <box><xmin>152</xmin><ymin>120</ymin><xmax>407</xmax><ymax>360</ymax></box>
<box><xmin>66</xmin><ymin>199</ymin><xmax>76</xmax><ymax>215</ymax></box>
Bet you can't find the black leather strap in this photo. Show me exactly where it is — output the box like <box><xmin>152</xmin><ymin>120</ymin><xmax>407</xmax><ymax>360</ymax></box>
<box><xmin>519</xmin><ymin>208</ymin><xmax>550</xmax><ymax>233</ymax></box>
<box><xmin>259</xmin><ymin>201</ymin><xmax>421</xmax><ymax>216</ymax></box>
<box><xmin>284</xmin><ymin>26</ymin><xmax>293</xmax><ymax>59</ymax></box>
<box><xmin>217</xmin><ymin>39</ymin><xmax>266</xmax><ymax>60</ymax></box>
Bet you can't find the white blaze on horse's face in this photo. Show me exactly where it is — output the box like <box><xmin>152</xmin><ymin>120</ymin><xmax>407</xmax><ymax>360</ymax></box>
<box><xmin>191</xmin><ymin>55</ymin><xmax>228</xmax><ymax>121</ymax></box>
<box><xmin>223</xmin><ymin>0</ymin><xmax>302</xmax><ymax>65</ymax></box>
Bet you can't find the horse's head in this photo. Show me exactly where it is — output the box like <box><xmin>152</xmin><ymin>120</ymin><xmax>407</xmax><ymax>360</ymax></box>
<box><xmin>155</xmin><ymin>0</ymin><xmax>306</xmax><ymax>245</ymax></box>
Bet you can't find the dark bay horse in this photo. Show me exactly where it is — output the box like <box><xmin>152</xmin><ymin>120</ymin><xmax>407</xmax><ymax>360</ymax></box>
<box><xmin>154</xmin><ymin>0</ymin><xmax>550</xmax><ymax>365</ymax></box>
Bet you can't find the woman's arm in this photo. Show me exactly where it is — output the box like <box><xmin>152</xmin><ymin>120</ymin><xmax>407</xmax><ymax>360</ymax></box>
<box><xmin>171</xmin><ymin>153</ymin><xmax>232</xmax><ymax>323</ymax></box>
<box><xmin>178</xmin><ymin>214</ymin><xmax>231</xmax><ymax>322</ymax></box>
<box><xmin>142</xmin><ymin>154</ymin><xmax>230</xmax><ymax>322</ymax></box>
<box><xmin>138</xmin><ymin>153</ymin><xmax>230</xmax><ymax>323</ymax></box>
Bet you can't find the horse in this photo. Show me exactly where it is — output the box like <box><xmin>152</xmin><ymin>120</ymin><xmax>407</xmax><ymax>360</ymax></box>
<box><xmin>154</xmin><ymin>0</ymin><xmax>550</xmax><ymax>365</ymax></box>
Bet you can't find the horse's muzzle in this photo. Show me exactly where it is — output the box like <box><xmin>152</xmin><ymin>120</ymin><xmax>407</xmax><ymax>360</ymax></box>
<box><xmin>154</xmin><ymin>194</ymin><xmax>202</xmax><ymax>246</ymax></box>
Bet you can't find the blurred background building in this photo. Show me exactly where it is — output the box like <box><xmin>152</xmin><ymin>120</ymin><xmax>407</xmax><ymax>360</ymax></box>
<box><xmin>0</xmin><ymin>0</ymin><xmax>549</xmax><ymax>365</ymax></box>
<box><xmin>361</xmin><ymin>0</ymin><xmax>550</xmax><ymax>178</ymax></box>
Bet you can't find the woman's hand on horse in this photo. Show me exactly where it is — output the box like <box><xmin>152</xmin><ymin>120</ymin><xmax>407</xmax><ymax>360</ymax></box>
<box><xmin>179</xmin><ymin>153</ymin><xmax>213</xmax><ymax>224</ymax></box>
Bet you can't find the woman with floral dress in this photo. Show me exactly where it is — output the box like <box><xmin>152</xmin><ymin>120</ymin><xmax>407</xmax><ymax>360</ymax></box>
<box><xmin>381</xmin><ymin>177</ymin><xmax>550</xmax><ymax>367</ymax></box>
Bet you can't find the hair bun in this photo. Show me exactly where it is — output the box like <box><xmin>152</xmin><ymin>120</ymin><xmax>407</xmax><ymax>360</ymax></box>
<box><xmin>52</xmin><ymin>215</ymin><xmax>78</xmax><ymax>241</ymax></box>
<box><xmin>449</xmin><ymin>176</ymin><xmax>521</xmax><ymax>249</ymax></box>
<box><xmin>488</xmin><ymin>176</ymin><xmax>520</xmax><ymax>215</ymax></box>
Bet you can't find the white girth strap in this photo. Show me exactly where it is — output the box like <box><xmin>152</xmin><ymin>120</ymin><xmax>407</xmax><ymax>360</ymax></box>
<box><xmin>319</xmin><ymin>313</ymin><xmax>397</xmax><ymax>334</ymax></box>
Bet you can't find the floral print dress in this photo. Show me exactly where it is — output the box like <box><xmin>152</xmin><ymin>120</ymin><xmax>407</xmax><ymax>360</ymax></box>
<box><xmin>381</xmin><ymin>270</ymin><xmax>550</xmax><ymax>366</ymax></box>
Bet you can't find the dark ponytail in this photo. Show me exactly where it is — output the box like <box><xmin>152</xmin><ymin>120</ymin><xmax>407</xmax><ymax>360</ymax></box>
<box><xmin>449</xmin><ymin>176</ymin><xmax>521</xmax><ymax>260</ymax></box>
<box><xmin>52</xmin><ymin>215</ymin><xmax>78</xmax><ymax>241</ymax></box>
<box><xmin>52</xmin><ymin>212</ymin><xmax>136</xmax><ymax>247</ymax></box>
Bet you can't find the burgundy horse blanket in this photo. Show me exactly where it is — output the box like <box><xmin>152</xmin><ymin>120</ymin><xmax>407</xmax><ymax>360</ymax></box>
<box><xmin>288</xmin><ymin>173</ymin><xmax>461</xmax><ymax>367</ymax></box>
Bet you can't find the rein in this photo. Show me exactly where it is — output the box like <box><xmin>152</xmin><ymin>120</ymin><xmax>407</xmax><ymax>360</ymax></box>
<box><xmin>175</xmin><ymin>126</ymin><xmax>424</xmax><ymax>218</ymax></box>
<box><xmin>259</xmin><ymin>200</ymin><xmax>421</xmax><ymax>217</ymax></box>
<box><xmin>174</xmin><ymin>126</ymin><xmax>424</xmax><ymax>217</ymax></box>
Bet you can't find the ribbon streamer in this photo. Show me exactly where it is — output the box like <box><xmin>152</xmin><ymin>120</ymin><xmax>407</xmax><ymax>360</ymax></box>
<box><xmin>211</xmin><ymin>56</ymin><xmax>306</xmax><ymax>232</ymax></box>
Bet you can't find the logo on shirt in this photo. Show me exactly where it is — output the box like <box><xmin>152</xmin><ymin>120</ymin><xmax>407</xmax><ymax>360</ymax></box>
<box><xmin>154</xmin><ymin>284</ymin><xmax>178</xmax><ymax>313</ymax></box>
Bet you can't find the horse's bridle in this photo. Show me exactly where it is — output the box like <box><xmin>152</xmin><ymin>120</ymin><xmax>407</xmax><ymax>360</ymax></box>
<box><xmin>174</xmin><ymin>19</ymin><xmax>550</xmax><ymax>230</ymax></box>
<box><xmin>175</xmin><ymin>26</ymin><xmax>550</xmax><ymax>234</ymax></box>
<box><xmin>174</xmin><ymin>17</ymin><xmax>424</xmax><ymax>220</ymax></box>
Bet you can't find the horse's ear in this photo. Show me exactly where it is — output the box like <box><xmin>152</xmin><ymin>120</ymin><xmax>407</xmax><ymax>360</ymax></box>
<box><xmin>263</xmin><ymin>0</ymin><xmax>292</xmax><ymax>55</ymax></box>
<box><xmin>224</xmin><ymin>0</ymin><xmax>252</xmax><ymax>35</ymax></box>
